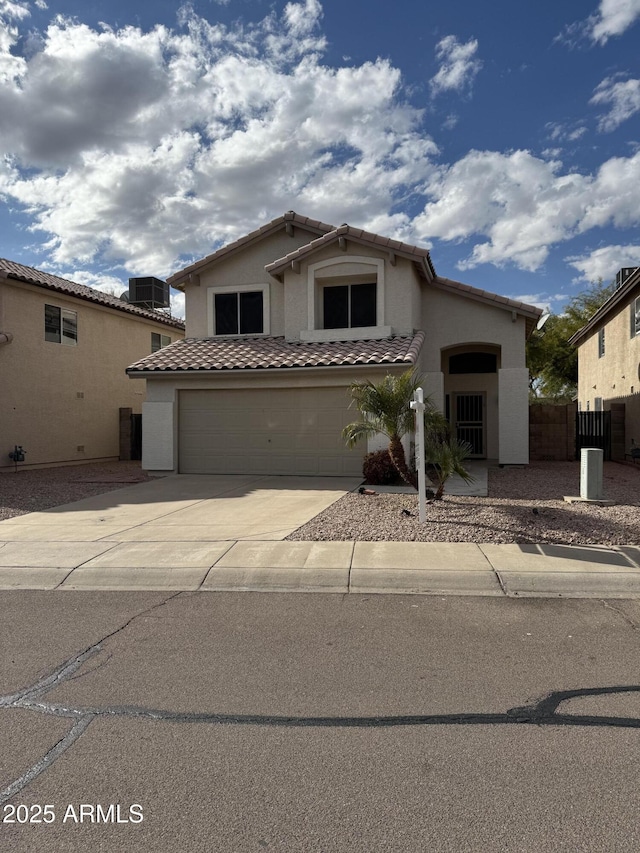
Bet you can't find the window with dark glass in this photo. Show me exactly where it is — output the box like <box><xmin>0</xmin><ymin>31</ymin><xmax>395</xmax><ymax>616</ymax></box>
<box><xmin>598</xmin><ymin>328</ymin><xmax>605</xmax><ymax>358</ymax></box>
<box><xmin>449</xmin><ymin>352</ymin><xmax>497</xmax><ymax>374</ymax></box>
<box><xmin>323</xmin><ymin>282</ymin><xmax>376</xmax><ymax>329</ymax></box>
<box><xmin>45</xmin><ymin>304</ymin><xmax>77</xmax><ymax>346</ymax></box>
<box><xmin>214</xmin><ymin>291</ymin><xmax>263</xmax><ymax>335</ymax></box>
<box><xmin>151</xmin><ymin>333</ymin><xmax>171</xmax><ymax>352</ymax></box>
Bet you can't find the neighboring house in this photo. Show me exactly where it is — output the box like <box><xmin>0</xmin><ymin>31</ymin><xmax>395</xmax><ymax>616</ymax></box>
<box><xmin>127</xmin><ymin>212</ymin><xmax>541</xmax><ymax>476</ymax></box>
<box><xmin>569</xmin><ymin>266</ymin><xmax>640</xmax><ymax>451</ymax></box>
<box><xmin>0</xmin><ymin>260</ymin><xmax>185</xmax><ymax>470</ymax></box>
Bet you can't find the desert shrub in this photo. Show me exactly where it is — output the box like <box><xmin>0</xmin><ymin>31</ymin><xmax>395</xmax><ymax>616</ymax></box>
<box><xmin>362</xmin><ymin>450</ymin><xmax>402</xmax><ymax>485</ymax></box>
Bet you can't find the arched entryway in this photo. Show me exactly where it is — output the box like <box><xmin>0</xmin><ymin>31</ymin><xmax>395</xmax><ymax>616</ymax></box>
<box><xmin>441</xmin><ymin>344</ymin><xmax>501</xmax><ymax>459</ymax></box>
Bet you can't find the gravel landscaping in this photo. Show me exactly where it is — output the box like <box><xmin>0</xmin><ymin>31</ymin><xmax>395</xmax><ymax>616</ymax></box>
<box><xmin>287</xmin><ymin>461</ymin><xmax>640</xmax><ymax>545</ymax></box>
<box><xmin>0</xmin><ymin>461</ymin><xmax>153</xmax><ymax>521</ymax></box>
<box><xmin>1</xmin><ymin>459</ymin><xmax>638</xmax><ymax>546</ymax></box>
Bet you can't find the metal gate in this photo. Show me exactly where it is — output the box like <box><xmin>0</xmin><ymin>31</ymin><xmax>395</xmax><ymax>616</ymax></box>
<box><xmin>575</xmin><ymin>411</ymin><xmax>611</xmax><ymax>460</ymax></box>
<box><xmin>454</xmin><ymin>393</ymin><xmax>485</xmax><ymax>456</ymax></box>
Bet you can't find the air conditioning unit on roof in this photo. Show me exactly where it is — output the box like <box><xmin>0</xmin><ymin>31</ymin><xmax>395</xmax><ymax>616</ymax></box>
<box><xmin>127</xmin><ymin>277</ymin><xmax>170</xmax><ymax>309</ymax></box>
<box><xmin>615</xmin><ymin>267</ymin><xmax>639</xmax><ymax>289</ymax></box>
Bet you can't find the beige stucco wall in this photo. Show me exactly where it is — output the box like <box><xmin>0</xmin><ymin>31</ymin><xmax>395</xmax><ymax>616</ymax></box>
<box><xmin>0</xmin><ymin>279</ymin><xmax>183</xmax><ymax>470</ymax></box>
<box><xmin>183</xmin><ymin>228</ymin><xmax>319</xmax><ymax>339</ymax></box>
<box><xmin>577</xmin><ymin>298</ymin><xmax>640</xmax><ymax>408</ymax></box>
<box><xmin>418</xmin><ymin>286</ymin><xmax>527</xmax><ymax>373</ymax></box>
<box><xmin>184</xmin><ymin>231</ymin><xmax>427</xmax><ymax>343</ymax></box>
<box><xmin>282</xmin><ymin>243</ymin><xmax>422</xmax><ymax>340</ymax></box>
<box><xmin>498</xmin><ymin>368</ymin><xmax>530</xmax><ymax>464</ymax></box>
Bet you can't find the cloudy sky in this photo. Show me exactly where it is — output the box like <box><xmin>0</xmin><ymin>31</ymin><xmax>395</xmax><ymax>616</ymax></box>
<box><xmin>1</xmin><ymin>0</ymin><xmax>640</xmax><ymax>318</ymax></box>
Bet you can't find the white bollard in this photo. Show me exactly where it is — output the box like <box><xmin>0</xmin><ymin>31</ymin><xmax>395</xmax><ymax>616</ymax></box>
<box><xmin>580</xmin><ymin>448</ymin><xmax>604</xmax><ymax>500</ymax></box>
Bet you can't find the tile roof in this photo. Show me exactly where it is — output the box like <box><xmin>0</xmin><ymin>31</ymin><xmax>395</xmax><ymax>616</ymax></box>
<box><xmin>167</xmin><ymin>211</ymin><xmax>335</xmax><ymax>288</ymax></box>
<box><xmin>265</xmin><ymin>223</ymin><xmax>436</xmax><ymax>280</ymax></box>
<box><xmin>127</xmin><ymin>332</ymin><xmax>425</xmax><ymax>373</ymax></box>
<box><xmin>0</xmin><ymin>259</ymin><xmax>184</xmax><ymax>330</ymax></box>
<box><xmin>569</xmin><ymin>266</ymin><xmax>640</xmax><ymax>346</ymax></box>
<box><xmin>433</xmin><ymin>276</ymin><xmax>543</xmax><ymax>318</ymax></box>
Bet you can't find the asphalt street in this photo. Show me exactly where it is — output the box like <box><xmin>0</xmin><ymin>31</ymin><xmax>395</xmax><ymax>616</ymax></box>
<box><xmin>1</xmin><ymin>591</ymin><xmax>640</xmax><ymax>852</ymax></box>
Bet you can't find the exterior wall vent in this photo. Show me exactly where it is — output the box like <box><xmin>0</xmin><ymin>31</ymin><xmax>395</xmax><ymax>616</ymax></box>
<box><xmin>128</xmin><ymin>277</ymin><xmax>170</xmax><ymax>309</ymax></box>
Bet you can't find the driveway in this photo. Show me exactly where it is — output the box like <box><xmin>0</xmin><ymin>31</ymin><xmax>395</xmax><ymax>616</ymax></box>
<box><xmin>0</xmin><ymin>475</ymin><xmax>360</xmax><ymax>543</ymax></box>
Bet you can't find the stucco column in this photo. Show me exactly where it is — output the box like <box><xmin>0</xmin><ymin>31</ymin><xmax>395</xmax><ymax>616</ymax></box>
<box><xmin>498</xmin><ymin>368</ymin><xmax>529</xmax><ymax>464</ymax></box>
<box><xmin>421</xmin><ymin>371</ymin><xmax>445</xmax><ymax>413</ymax></box>
<box><xmin>142</xmin><ymin>401</ymin><xmax>175</xmax><ymax>472</ymax></box>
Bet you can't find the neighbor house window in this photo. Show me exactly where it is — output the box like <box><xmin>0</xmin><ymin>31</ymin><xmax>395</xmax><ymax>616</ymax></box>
<box><xmin>598</xmin><ymin>328</ymin><xmax>605</xmax><ymax>358</ymax></box>
<box><xmin>151</xmin><ymin>333</ymin><xmax>171</xmax><ymax>352</ymax></box>
<box><xmin>323</xmin><ymin>282</ymin><xmax>376</xmax><ymax>329</ymax></box>
<box><xmin>594</xmin><ymin>397</ymin><xmax>603</xmax><ymax>411</ymax></box>
<box><xmin>45</xmin><ymin>304</ymin><xmax>77</xmax><ymax>346</ymax></box>
<box><xmin>214</xmin><ymin>291</ymin><xmax>263</xmax><ymax>335</ymax></box>
<box><xmin>633</xmin><ymin>297</ymin><xmax>640</xmax><ymax>337</ymax></box>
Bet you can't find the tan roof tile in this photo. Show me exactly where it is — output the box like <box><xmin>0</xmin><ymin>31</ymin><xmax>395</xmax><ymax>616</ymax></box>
<box><xmin>265</xmin><ymin>224</ymin><xmax>436</xmax><ymax>279</ymax></box>
<box><xmin>127</xmin><ymin>332</ymin><xmax>425</xmax><ymax>373</ymax></box>
<box><xmin>0</xmin><ymin>259</ymin><xmax>184</xmax><ymax>330</ymax></box>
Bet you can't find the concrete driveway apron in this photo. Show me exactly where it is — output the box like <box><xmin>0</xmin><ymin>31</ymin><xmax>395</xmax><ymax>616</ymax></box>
<box><xmin>0</xmin><ymin>475</ymin><xmax>360</xmax><ymax>591</ymax></box>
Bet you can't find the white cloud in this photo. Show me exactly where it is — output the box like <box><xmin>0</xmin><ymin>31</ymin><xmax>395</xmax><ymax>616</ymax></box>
<box><xmin>0</xmin><ymin>3</ymin><xmax>437</xmax><ymax>276</ymax></box>
<box><xmin>545</xmin><ymin>121</ymin><xmax>587</xmax><ymax>143</ymax></box>
<box><xmin>414</xmin><ymin>148</ymin><xmax>640</xmax><ymax>271</ymax></box>
<box><xmin>430</xmin><ymin>35</ymin><xmax>481</xmax><ymax>97</ymax></box>
<box><xmin>0</xmin><ymin>0</ymin><xmax>30</xmax><ymax>84</ymax></box>
<box><xmin>591</xmin><ymin>74</ymin><xmax>640</xmax><ymax>131</ymax></box>
<box><xmin>590</xmin><ymin>0</ymin><xmax>640</xmax><ymax>43</ymax></box>
<box><xmin>566</xmin><ymin>245</ymin><xmax>640</xmax><ymax>282</ymax></box>
<box><xmin>504</xmin><ymin>292</ymin><xmax>554</xmax><ymax>312</ymax></box>
<box><xmin>560</xmin><ymin>0</ymin><xmax>640</xmax><ymax>45</ymax></box>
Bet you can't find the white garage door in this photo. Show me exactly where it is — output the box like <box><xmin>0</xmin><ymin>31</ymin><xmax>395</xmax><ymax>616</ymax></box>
<box><xmin>179</xmin><ymin>387</ymin><xmax>362</xmax><ymax>475</ymax></box>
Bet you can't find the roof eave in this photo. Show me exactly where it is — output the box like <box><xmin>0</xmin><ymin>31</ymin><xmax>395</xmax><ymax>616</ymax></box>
<box><xmin>265</xmin><ymin>229</ymin><xmax>435</xmax><ymax>278</ymax></box>
<box><xmin>569</xmin><ymin>269</ymin><xmax>640</xmax><ymax>347</ymax></box>
<box><xmin>168</xmin><ymin>212</ymin><xmax>335</xmax><ymax>288</ymax></box>
<box><xmin>126</xmin><ymin>361</ymin><xmax>413</xmax><ymax>378</ymax></box>
<box><xmin>2</xmin><ymin>271</ymin><xmax>184</xmax><ymax>330</ymax></box>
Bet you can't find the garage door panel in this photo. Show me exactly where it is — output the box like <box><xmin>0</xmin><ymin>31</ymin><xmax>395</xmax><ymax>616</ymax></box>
<box><xmin>179</xmin><ymin>388</ymin><xmax>361</xmax><ymax>476</ymax></box>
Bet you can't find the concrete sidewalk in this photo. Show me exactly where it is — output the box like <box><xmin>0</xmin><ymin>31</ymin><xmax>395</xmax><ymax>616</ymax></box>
<box><xmin>0</xmin><ymin>538</ymin><xmax>639</xmax><ymax>598</ymax></box>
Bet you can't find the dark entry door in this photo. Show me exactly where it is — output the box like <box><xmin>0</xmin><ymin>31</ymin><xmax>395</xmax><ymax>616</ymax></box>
<box><xmin>454</xmin><ymin>394</ymin><xmax>485</xmax><ymax>456</ymax></box>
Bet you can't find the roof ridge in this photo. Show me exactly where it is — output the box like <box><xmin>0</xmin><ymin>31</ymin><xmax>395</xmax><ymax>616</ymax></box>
<box><xmin>167</xmin><ymin>211</ymin><xmax>336</xmax><ymax>287</ymax></box>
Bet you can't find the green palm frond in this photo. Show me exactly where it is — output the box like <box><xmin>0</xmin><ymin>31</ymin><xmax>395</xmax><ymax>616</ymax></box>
<box><xmin>345</xmin><ymin>369</ymin><xmax>428</xmax><ymax>444</ymax></box>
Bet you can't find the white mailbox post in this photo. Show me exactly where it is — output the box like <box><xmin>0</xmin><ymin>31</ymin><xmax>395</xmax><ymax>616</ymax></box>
<box><xmin>410</xmin><ymin>387</ymin><xmax>427</xmax><ymax>523</ymax></box>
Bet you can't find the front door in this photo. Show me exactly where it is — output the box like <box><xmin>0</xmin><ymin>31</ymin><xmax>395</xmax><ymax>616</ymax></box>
<box><xmin>454</xmin><ymin>393</ymin><xmax>485</xmax><ymax>457</ymax></box>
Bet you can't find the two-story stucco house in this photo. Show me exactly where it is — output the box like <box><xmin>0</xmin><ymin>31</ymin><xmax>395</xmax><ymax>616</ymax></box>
<box><xmin>127</xmin><ymin>212</ymin><xmax>541</xmax><ymax>476</ymax></box>
<box><xmin>569</xmin><ymin>266</ymin><xmax>640</xmax><ymax>449</ymax></box>
<box><xmin>0</xmin><ymin>260</ymin><xmax>184</xmax><ymax>470</ymax></box>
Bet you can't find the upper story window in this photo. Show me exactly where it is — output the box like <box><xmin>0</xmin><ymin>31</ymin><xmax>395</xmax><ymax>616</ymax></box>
<box><xmin>215</xmin><ymin>291</ymin><xmax>263</xmax><ymax>335</ymax></box>
<box><xmin>151</xmin><ymin>333</ymin><xmax>171</xmax><ymax>352</ymax></box>
<box><xmin>300</xmin><ymin>256</ymin><xmax>390</xmax><ymax>342</ymax></box>
<box><xmin>632</xmin><ymin>297</ymin><xmax>640</xmax><ymax>337</ymax></box>
<box><xmin>598</xmin><ymin>327</ymin><xmax>605</xmax><ymax>358</ymax></box>
<box><xmin>208</xmin><ymin>284</ymin><xmax>269</xmax><ymax>337</ymax></box>
<box><xmin>323</xmin><ymin>282</ymin><xmax>376</xmax><ymax>329</ymax></box>
<box><xmin>45</xmin><ymin>304</ymin><xmax>77</xmax><ymax>346</ymax></box>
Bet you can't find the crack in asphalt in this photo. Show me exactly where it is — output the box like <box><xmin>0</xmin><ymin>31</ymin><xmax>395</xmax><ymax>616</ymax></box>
<box><xmin>2</xmin><ymin>593</ymin><xmax>640</xmax><ymax>805</ymax></box>
<box><xmin>0</xmin><ymin>592</ymin><xmax>183</xmax><ymax>804</ymax></box>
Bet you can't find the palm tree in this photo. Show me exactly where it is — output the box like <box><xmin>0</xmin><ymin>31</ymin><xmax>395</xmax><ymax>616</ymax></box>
<box><xmin>342</xmin><ymin>370</ymin><xmax>448</xmax><ymax>489</ymax></box>
<box><xmin>424</xmin><ymin>436</ymin><xmax>474</xmax><ymax>500</ymax></box>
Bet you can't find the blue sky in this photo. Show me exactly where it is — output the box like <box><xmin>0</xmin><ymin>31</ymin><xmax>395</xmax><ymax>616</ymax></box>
<box><xmin>1</xmin><ymin>0</ymin><xmax>640</xmax><ymax>319</ymax></box>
